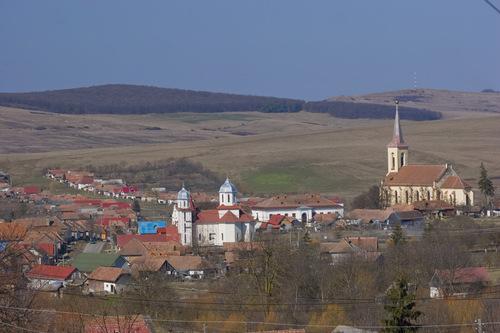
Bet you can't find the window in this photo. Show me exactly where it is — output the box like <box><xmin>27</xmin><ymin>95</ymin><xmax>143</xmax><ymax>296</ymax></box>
<box><xmin>416</xmin><ymin>191</ymin><xmax>420</xmax><ymax>201</ymax></box>
<box><xmin>394</xmin><ymin>191</ymin><xmax>399</xmax><ymax>204</ymax></box>
<box><xmin>427</xmin><ymin>191</ymin><xmax>431</xmax><ymax>201</ymax></box>
<box><xmin>400</xmin><ymin>152</ymin><xmax>405</xmax><ymax>167</ymax></box>
<box><xmin>209</xmin><ymin>233</ymin><xmax>216</xmax><ymax>241</ymax></box>
<box><xmin>184</xmin><ymin>235</ymin><xmax>187</xmax><ymax>243</ymax></box>
<box><xmin>292</xmin><ymin>213</ymin><xmax>296</xmax><ymax>218</ymax></box>
<box><xmin>221</xmin><ymin>233</ymin><xmax>224</xmax><ymax>241</ymax></box>
<box><xmin>391</xmin><ymin>153</ymin><xmax>395</xmax><ymax>170</ymax></box>
<box><xmin>198</xmin><ymin>234</ymin><xmax>201</xmax><ymax>241</ymax></box>
<box><xmin>285</xmin><ymin>213</ymin><xmax>288</xmax><ymax>216</ymax></box>
<box><xmin>405</xmin><ymin>190</ymin><xmax>409</xmax><ymax>204</ymax></box>
<box><xmin>227</xmin><ymin>194</ymin><xmax>230</xmax><ymax>203</ymax></box>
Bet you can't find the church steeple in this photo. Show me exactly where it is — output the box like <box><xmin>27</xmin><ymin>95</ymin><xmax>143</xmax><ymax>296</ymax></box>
<box><xmin>387</xmin><ymin>100</ymin><xmax>408</xmax><ymax>149</ymax></box>
<box><xmin>387</xmin><ymin>100</ymin><xmax>409</xmax><ymax>174</ymax></box>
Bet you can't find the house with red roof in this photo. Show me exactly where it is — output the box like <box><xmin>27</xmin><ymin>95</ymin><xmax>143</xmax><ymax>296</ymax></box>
<box><xmin>430</xmin><ymin>267</ymin><xmax>491</xmax><ymax>298</ymax></box>
<box><xmin>250</xmin><ymin>193</ymin><xmax>344</xmax><ymax>225</ymax></box>
<box><xmin>26</xmin><ymin>264</ymin><xmax>81</xmax><ymax>291</ymax></box>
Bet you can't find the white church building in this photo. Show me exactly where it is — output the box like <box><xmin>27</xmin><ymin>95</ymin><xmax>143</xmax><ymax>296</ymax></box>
<box><xmin>172</xmin><ymin>178</ymin><xmax>256</xmax><ymax>247</ymax></box>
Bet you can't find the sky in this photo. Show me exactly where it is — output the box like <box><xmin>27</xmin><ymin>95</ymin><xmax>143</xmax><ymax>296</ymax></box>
<box><xmin>0</xmin><ymin>0</ymin><xmax>499</xmax><ymax>100</ymax></box>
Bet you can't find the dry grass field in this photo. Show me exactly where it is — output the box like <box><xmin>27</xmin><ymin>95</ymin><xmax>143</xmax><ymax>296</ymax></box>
<box><xmin>1</xmin><ymin>101</ymin><xmax>499</xmax><ymax>201</ymax></box>
<box><xmin>331</xmin><ymin>88</ymin><xmax>500</xmax><ymax>117</ymax></box>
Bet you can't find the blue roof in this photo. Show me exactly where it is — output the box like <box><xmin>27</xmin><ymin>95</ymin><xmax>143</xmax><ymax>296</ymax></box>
<box><xmin>138</xmin><ymin>220</ymin><xmax>167</xmax><ymax>235</ymax></box>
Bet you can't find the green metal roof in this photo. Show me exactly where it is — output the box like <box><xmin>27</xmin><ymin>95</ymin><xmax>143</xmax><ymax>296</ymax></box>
<box><xmin>72</xmin><ymin>253</ymin><xmax>122</xmax><ymax>273</ymax></box>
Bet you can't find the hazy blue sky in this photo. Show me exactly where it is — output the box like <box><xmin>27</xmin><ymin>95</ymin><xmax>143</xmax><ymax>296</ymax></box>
<box><xmin>0</xmin><ymin>1</ymin><xmax>499</xmax><ymax>100</ymax></box>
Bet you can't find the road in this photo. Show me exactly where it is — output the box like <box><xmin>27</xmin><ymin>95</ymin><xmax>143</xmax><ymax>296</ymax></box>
<box><xmin>83</xmin><ymin>241</ymin><xmax>105</xmax><ymax>253</ymax></box>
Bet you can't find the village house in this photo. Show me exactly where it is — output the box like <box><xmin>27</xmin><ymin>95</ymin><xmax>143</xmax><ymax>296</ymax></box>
<box><xmin>258</xmin><ymin>214</ymin><xmax>300</xmax><ymax>232</ymax></box>
<box><xmin>73</xmin><ymin>253</ymin><xmax>129</xmax><ymax>274</ymax></box>
<box><xmin>250</xmin><ymin>194</ymin><xmax>344</xmax><ymax>225</ymax></box>
<box><xmin>130</xmin><ymin>257</ymin><xmax>170</xmax><ymax>278</ymax></box>
<box><xmin>429</xmin><ymin>267</ymin><xmax>494</xmax><ymax>298</ymax></box>
<box><xmin>119</xmin><ymin>238</ymin><xmax>183</xmax><ymax>261</ymax></box>
<box><xmin>165</xmin><ymin>255</ymin><xmax>208</xmax><ymax>279</ymax></box>
<box><xmin>25</xmin><ymin>264</ymin><xmax>81</xmax><ymax>291</ymax></box>
<box><xmin>86</xmin><ymin>266</ymin><xmax>131</xmax><ymax>294</ymax></box>
<box><xmin>347</xmin><ymin>208</ymin><xmax>424</xmax><ymax>228</ymax></box>
<box><xmin>138</xmin><ymin>220</ymin><xmax>167</xmax><ymax>235</ymax></box>
<box><xmin>320</xmin><ymin>237</ymin><xmax>380</xmax><ymax>264</ymax></box>
<box><xmin>381</xmin><ymin>101</ymin><xmax>474</xmax><ymax>207</ymax></box>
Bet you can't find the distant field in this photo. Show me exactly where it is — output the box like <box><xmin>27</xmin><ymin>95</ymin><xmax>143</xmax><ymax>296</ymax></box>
<box><xmin>331</xmin><ymin>88</ymin><xmax>500</xmax><ymax>117</ymax></box>
<box><xmin>1</xmin><ymin>104</ymin><xmax>499</xmax><ymax>201</ymax></box>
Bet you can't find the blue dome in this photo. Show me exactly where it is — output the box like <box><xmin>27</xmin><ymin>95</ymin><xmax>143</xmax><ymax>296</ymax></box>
<box><xmin>177</xmin><ymin>186</ymin><xmax>190</xmax><ymax>201</ymax></box>
<box><xmin>219</xmin><ymin>178</ymin><xmax>237</xmax><ymax>193</ymax></box>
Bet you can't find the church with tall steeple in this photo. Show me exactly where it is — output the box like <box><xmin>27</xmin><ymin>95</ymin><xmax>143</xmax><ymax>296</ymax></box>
<box><xmin>381</xmin><ymin>101</ymin><xmax>474</xmax><ymax>207</ymax></box>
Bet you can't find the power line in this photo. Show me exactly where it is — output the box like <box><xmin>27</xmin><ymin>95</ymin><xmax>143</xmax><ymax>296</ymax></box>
<box><xmin>1</xmin><ymin>304</ymin><xmax>500</xmax><ymax>330</ymax></box>
<box><xmin>0</xmin><ymin>320</ymin><xmax>46</xmax><ymax>333</ymax></box>
<box><xmin>14</xmin><ymin>285</ymin><xmax>500</xmax><ymax>309</ymax></box>
<box><xmin>482</xmin><ymin>0</ymin><xmax>500</xmax><ymax>15</ymax></box>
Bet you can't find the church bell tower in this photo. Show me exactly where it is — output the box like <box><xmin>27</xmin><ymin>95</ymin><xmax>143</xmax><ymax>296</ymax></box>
<box><xmin>387</xmin><ymin>100</ymin><xmax>409</xmax><ymax>175</ymax></box>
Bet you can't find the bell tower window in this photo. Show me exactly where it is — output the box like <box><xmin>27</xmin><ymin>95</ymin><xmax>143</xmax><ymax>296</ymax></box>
<box><xmin>400</xmin><ymin>152</ymin><xmax>405</xmax><ymax>167</ymax></box>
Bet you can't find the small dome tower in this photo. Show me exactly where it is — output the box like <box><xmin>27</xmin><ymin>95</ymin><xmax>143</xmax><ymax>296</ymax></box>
<box><xmin>219</xmin><ymin>178</ymin><xmax>237</xmax><ymax>206</ymax></box>
<box><xmin>177</xmin><ymin>184</ymin><xmax>190</xmax><ymax>209</ymax></box>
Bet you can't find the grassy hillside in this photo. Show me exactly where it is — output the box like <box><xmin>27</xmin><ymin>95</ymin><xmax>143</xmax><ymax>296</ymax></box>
<box><xmin>330</xmin><ymin>88</ymin><xmax>500</xmax><ymax>116</ymax></box>
<box><xmin>1</xmin><ymin>108</ymin><xmax>498</xmax><ymax>200</ymax></box>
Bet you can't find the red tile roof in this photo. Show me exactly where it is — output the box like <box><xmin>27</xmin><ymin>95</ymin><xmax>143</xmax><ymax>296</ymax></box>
<box><xmin>23</xmin><ymin>186</ymin><xmax>41</xmax><ymax>195</ymax></box>
<box><xmin>99</xmin><ymin>217</ymin><xmax>129</xmax><ymax>227</ymax></box>
<box><xmin>26</xmin><ymin>264</ymin><xmax>76</xmax><ymax>281</ymax></box>
<box><xmin>441</xmin><ymin>176</ymin><xmax>470</xmax><ymax>189</ymax></box>
<box><xmin>116</xmin><ymin>233</ymin><xmax>179</xmax><ymax>248</ymax></box>
<box><xmin>436</xmin><ymin>267</ymin><xmax>490</xmax><ymax>284</ymax></box>
<box><xmin>384</xmin><ymin>164</ymin><xmax>447</xmax><ymax>186</ymax></box>
<box><xmin>252</xmin><ymin>194</ymin><xmax>342</xmax><ymax>209</ymax></box>
<box><xmin>196</xmin><ymin>209</ymin><xmax>254</xmax><ymax>224</ymax></box>
<box><xmin>101</xmin><ymin>201</ymin><xmax>131</xmax><ymax>209</ymax></box>
<box><xmin>36</xmin><ymin>242</ymin><xmax>56</xmax><ymax>257</ymax></box>
<box><xmin>88</xmin><ymin>266</ymin><xmax>126</xmax><ymax>282</ymax></box>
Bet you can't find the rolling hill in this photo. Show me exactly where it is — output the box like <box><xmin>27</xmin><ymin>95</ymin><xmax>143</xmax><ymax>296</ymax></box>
<box><xmin>0</xmin><ymin>84</ymin><xmax>304</xmax><ymax>114</ymax></box>
<box><xmin>0</xmin><ymin>84</ymin><xmax>440</xmax><ymax>121</ymax></box>
<box><xmin>330</xmin><ymin>88</ymin><xmax>500</xmax><ymax>116</ymax></box>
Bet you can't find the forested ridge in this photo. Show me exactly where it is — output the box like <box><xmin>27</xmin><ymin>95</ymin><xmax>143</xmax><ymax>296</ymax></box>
<box><xmin>0</xmin><ymin>84</ymin><xmax>304</xmax><ymax>114</ymax></box>
<box><xmin>0</xmin><ymin>84</ymin><xmax>441</xmax><ymax>120</ymax></box>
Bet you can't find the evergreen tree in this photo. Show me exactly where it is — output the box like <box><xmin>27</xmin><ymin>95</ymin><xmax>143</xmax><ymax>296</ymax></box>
<box><xmin>390</xmin><ymin>224</ymin><xmax>406</xmax><ymax>247</ymax></box>
<box><xmin>132</xmin><ymin>199</ymin><xmax>141</xmax><ymax>213</ymax></box>
<box><xmin>382</xmin><ymin>277</ymin><xmax>421</xmax><ymax>332</ymax></box>
<box><xmin>478</xmin><ymin>163</ymin><xmax>495</xmax><ymax>208</ymax></box>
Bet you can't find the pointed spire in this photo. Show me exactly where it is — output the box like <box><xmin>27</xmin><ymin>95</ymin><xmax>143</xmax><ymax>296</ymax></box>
<box><xmin>388</xmin><ymin>100</ymin><xmax>408</xmax><ymax>148</ymax></box>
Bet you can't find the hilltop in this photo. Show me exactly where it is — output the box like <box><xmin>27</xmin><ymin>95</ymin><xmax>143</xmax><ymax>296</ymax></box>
<box><xmin>329</xmin><ymin>88</ymin><xmax>500</xmax><ymax>116</ymax></box>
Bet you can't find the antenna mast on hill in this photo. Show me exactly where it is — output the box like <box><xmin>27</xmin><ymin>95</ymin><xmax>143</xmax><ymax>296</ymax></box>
<box><xmin>413</xmin><ymin>71</ymin><xmax>418</xmax><ymax>90</ymax></box>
